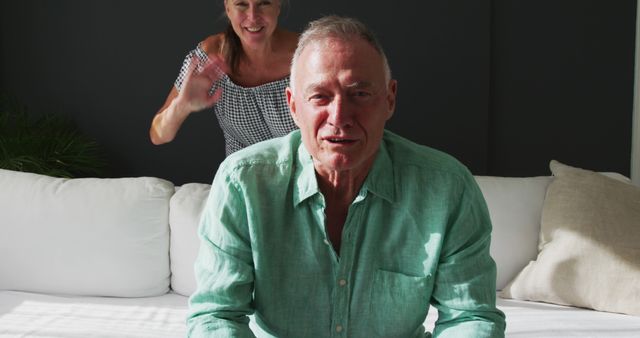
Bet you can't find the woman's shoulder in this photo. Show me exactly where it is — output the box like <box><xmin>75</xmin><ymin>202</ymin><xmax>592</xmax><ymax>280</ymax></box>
<box><xmin>199</xmin><ymin>33</ymin><xmax>225</xmax><ymax>57</ymax></box>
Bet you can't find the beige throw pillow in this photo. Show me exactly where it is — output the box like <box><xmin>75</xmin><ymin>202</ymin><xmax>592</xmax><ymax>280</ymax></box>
<box><xmin>500</xmin><ymin>160</ymin><xmax>640</xmax><ymax>316</ymax></box>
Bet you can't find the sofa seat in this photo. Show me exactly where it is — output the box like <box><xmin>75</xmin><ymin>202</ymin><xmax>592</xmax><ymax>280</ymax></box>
<box><xmin>0</xmin><ymin>291</ymin><xmax>188</xmax><ymax>338</ymax></box>
<box><xmin>495</xmin><ymin>298</ymin><xmax>640</xmax><ymax>337</ymax></box>
<box><xmin>2</xmin><ymin>290</ymin><xmax>640</xmax><ymax>337</ymax></box>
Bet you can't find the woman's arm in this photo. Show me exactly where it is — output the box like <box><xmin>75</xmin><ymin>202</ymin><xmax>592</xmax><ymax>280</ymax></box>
<box><xmin>150</xmin><ymin>36</ymin><xmax>227</xmax><ymax>145</ymax></box>
<box><xmin>150</xmin><ymin>86</ymin><xmax>189</xmax><ymax>145</ymax></box>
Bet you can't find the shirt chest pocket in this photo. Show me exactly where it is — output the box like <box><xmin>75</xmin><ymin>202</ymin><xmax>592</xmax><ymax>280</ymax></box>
<box><xmin>368</xmin><ymin>269</ymin><xmax>432</xmax><ymax>337</ymax></box>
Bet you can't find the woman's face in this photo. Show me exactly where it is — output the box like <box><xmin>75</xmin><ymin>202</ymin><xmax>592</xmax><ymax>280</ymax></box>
<box><xmin>225</xmin><ymin>0</ymin><xmax>281</xmax><ymax>48</ymax></box>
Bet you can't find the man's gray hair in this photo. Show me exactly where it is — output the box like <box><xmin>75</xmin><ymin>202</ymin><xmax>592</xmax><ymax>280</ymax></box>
<box><xmin>289</xmin><ymin>16</ymin><xmax>392</xmax><ymax>92</ymax></box>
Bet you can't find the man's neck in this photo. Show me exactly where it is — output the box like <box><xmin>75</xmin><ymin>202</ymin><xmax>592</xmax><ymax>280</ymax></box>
<box><xmin>312</xmin><ymin>150</ymin><xmax>378</xmax><ymax>254</ymax></box>
<box><xmin>316</xmin><ymin>170</ymin><xmax>367</xmax><ymax>256</ymax></box>
<box><xmin>316</xmin><ymin>169</ymin><xmax>365</xmax><ymax>207</ymax></box>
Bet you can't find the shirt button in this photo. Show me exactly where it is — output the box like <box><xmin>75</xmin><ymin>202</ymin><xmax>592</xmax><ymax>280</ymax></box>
<box><xmin>339</xmin><ymin>279</ymin><xmax>347</xmax><ymax>286</ymax></box>
<box><xmin>336</xmin><ymin>325</ymin><xmax>343</xmax><ymax>333</ymax></box>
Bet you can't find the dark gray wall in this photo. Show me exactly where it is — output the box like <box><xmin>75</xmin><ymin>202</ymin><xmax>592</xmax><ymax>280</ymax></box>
<box><xmin>489</xmin><ymin>1</ymin><xmax>636</xmax><ymax>177</ymax></box>
<box><xmin>1</xmin><ymin>1</ymin><xmax>635</xmax><ymax>184</ymax></box>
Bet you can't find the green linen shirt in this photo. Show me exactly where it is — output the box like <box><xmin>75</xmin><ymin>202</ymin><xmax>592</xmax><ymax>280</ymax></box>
<box><xmin>188</xmin><ymin>130</ymin><xmax>506</xmax><ymax>338</ymax></box>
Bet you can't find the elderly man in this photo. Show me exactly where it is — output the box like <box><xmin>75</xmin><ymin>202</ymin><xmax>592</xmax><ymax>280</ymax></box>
<box><xmin>188</xmin><ymin>16</ymin><xmax>506</xmax><ymax>338</ymax></box>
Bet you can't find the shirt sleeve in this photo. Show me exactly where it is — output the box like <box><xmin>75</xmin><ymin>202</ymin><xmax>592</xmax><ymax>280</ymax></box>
<box><xmin>431</xmin><ymin>171</ymin><xmax>506</xmax><ymax>338</ymax></box>
<box><xmin>187</xmin><ymin>168</ymin><xmax>256</xmax><ymax>338</ymax></box>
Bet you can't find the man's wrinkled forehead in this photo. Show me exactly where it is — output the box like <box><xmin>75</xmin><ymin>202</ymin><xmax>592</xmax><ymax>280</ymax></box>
<box><xmin>296</xmin><ymin>37</ymin><xmax>339</xmax><ymax>66</ymax></box>
<box><xmin>295</xmin><ymin>35</ymin><xmax>357</xmax><ymax>66</ymax></box>
<box><xmin>302</xmin><ymin>80</ymin><xmax>375</xmax><ymax>97</ymax></box>
<box><xmin>295</xmin><ymin>36</ymin><xmax>376</xmax><ymax>79</ymax></box>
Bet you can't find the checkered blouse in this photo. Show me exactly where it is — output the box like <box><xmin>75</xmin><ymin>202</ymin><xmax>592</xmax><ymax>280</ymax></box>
<box><xmin>175</xmin><ymin>45</ymin><xmax>298</xmax><ymax>156</ymax></box>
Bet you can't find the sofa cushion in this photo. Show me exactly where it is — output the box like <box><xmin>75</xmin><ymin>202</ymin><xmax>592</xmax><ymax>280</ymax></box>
<box><xmin>475</xmin><ymin>176</ymin><xmax>552</xmax><ymax>290</ymax></box>
<box><xmin>0</xmin><ymin>169</ymin><xmax>174</xmax><ymax>297</ymax></box>
<box><xmin>169</xmin><ymin>183</ymin><xmax>211</xmax><ymax>296</ymax></box>
<box><xmin>500</xmin><ymin>160</ymin><xmax>640</xmax><ymax>316</ymax></box>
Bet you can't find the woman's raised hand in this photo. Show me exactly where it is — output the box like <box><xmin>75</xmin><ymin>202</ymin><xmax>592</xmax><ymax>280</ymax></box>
<box><xmin>149</xmin><ymin>53</ymin><xmax>231</xmax><ymax>145</ymax></box>
<box><xmin>176</xmin><ymin>54</ymin><xmax>229</xmax><ymax>113</ymax></box>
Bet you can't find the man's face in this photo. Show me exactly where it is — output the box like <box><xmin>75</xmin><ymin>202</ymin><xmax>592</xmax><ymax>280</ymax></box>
<box><xmin>286</xmin><ymin>37</ymin><xmax>397</xmax><ymax>177</ymax></box>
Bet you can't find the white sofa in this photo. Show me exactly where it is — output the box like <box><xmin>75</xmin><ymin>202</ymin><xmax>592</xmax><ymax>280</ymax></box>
<box><xmin>1</xmin><ymin>168</ymin><xmax>639</xmax><ymax>337</ymax></box>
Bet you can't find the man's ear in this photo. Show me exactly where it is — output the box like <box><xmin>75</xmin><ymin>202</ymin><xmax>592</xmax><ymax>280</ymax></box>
<box><xmin>286</xmin><ymin>87</ymin><xmax>299</xmax><ymax>127</ymax></box>
<box><xmin>386</xmin><ymin>79</ymin><xmax>398</xmax><ymax>120</ymax></box>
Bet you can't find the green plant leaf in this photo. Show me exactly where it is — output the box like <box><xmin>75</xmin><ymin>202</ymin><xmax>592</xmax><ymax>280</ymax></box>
<box><xmin>0</xmin><ymin>92</ymin><xmax>107</xmax><ymax>178</ymax></box>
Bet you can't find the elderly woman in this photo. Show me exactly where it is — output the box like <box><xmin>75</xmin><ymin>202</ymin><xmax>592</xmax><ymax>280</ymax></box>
<box><xmin>150</xmin><ymin>0</ymin><xmax>299</xmax><ymax>155</ymax></box>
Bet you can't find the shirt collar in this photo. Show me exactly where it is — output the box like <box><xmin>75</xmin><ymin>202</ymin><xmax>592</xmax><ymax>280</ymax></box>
<box><xmin>293</xmin><ymin>133</ymin><xmax>395</xmax><ymax>206</ymax></box>
<box><xmin>362</xmin><ymin>138</ymin><xmax>395</xmax><ymax>203</ymax></box>
<box><xmin>293</xmin><ymin>142</ymin><xmax>319</xmax><ymax>206</ymax></box>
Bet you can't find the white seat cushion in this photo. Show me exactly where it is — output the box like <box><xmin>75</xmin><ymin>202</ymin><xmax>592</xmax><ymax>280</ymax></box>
<box><xmin>0</xmin><ymin>290</ymin><xmax>188</xmax><ymax>337</ymax></box>
<box><xmin>2</xmin><ymin>290</ymin><xmax>639</xmax><ymax>337</ymax></box>
<box><xmin>169</xmin><ymin>183</ymin><xmax>211</xmax><ymax>296</ymax></box>
<box><xmin>475</xmin><ymin>176</ymin><xmax>552</xmax><ymax>290</ymax></box>
<box><xmin>0</xmin><ymin>169</ymin><xmax>174</xmax><ymax>297</ymax></box>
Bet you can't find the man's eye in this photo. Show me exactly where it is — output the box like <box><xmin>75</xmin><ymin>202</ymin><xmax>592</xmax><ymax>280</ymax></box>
<box><xmin>309</xmin><ymin>94</ymin><xmax>328</xmax><ymax>103</ymax></box>
<box><xmin>259</xmin><ymin>1</ymin><xmax>272</xmax><ymax>6</ymax></box>
<box><xmin>353</xmin><ymin>91</ymin><xmax>372</xmax><ymax>98</ymax></box>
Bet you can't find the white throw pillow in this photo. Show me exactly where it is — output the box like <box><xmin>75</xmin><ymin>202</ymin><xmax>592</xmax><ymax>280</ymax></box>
<box><xmin>169</xmin><ymin>183</ymin><xmax>211</xmax><ymax>296</ymax></box>
<box><xmin>0</xmin><ymin>169</ymin><xmax>174</xmax><ymax>297</ymax></box>
<box><xmin>500</xmin><ymin>160</ymin><xmax>640</xmax><ymax>316</ymax></box>
<box><xmin>475</xmin><ymin>176</ymin><xmax>552</xmax><ymax>290</ymax></box>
